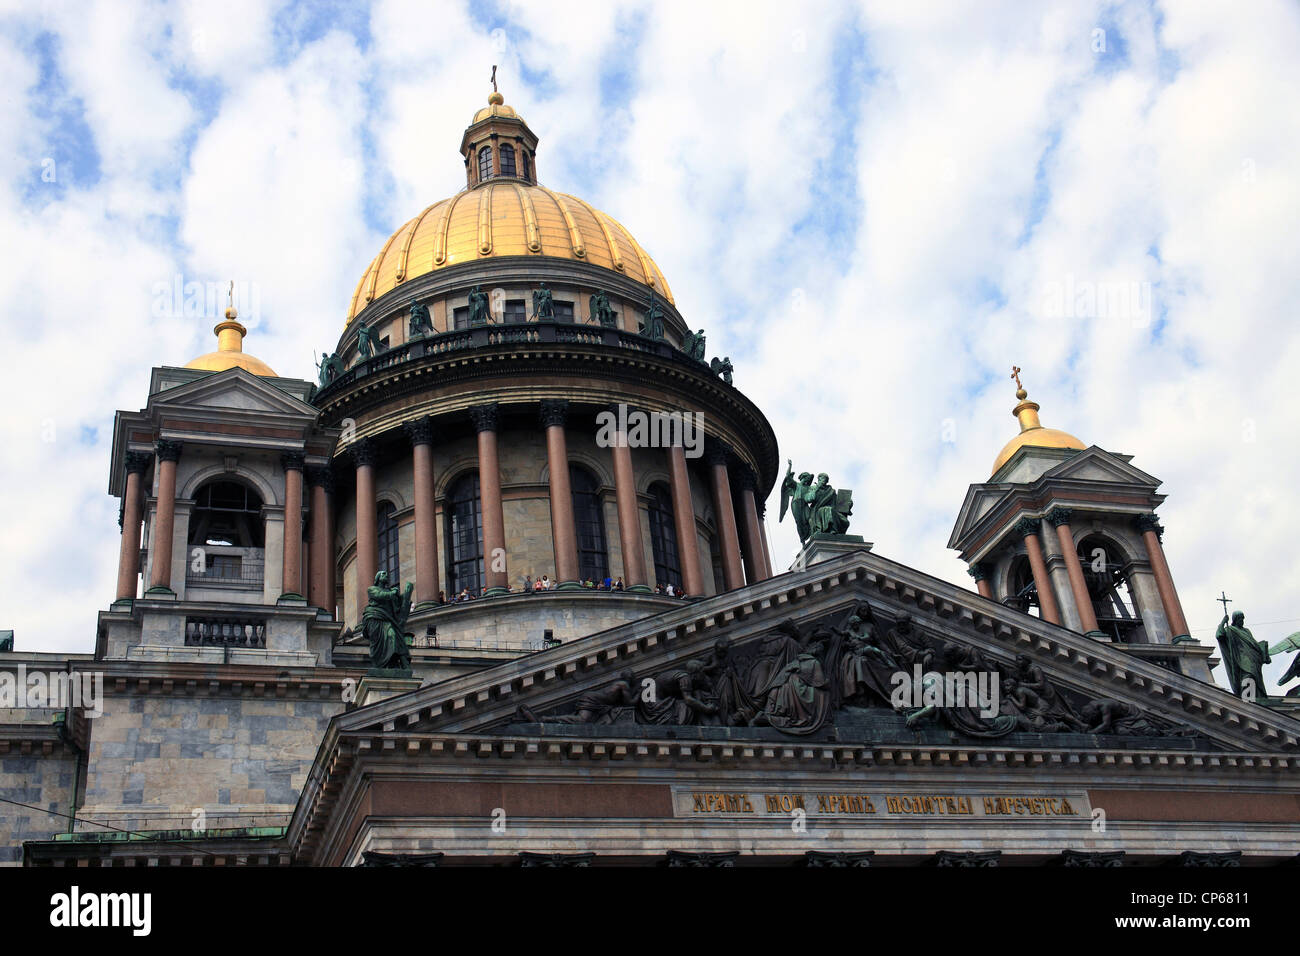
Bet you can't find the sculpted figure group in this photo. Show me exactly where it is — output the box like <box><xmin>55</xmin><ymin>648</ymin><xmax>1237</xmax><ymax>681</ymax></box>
<box><xmin>520</xmin><ymin>602</ymin><xmax>1196</xmax><ymax>740</ymax></box>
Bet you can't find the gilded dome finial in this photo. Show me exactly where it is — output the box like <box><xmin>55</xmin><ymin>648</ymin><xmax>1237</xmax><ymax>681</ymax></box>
<box><xmin>990</xmin><ymin>363</ymin><xmax>1086</xmax><ymax>475</ymax></box>
<box><xmin>488</xmin><ymin>64</ymin><xmax>503</xmax><ymax>105</ymax></box>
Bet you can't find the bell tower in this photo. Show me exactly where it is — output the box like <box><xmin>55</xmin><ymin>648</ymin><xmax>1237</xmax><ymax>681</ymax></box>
<box><xmin>948</xmin><ymin>370</ymin><xmax>1211</xmax><ymax>682</ymax></box>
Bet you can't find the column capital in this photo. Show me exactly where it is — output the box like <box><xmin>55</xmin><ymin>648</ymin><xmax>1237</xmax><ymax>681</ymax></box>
<box><xmin>124</xmin><ymin>451</ymin><xmax>153</xmax><ymax>475</ymax></box>
<box><xmin>349</xmin><ymin>438</ymin><xmax>377</xmax><ymax>468</ymax></box>
<box><xmin>306</xmin><ymin>464</ymin><xmax>335</xmax><ymax>493</ymax></box>
<box><xmin>736</xmin><ymin>463</ymin><xmax>758</xmax><ymax>492</ymax></box>
<box><xmin>1045</xmin><ymin>507</ymin><xmax>1073</xmax><ymax>527</ymax></box>
<box><xmin>1013</xmin><ymin>516</ymin><xmax>1041</xmax><ymax>538</ymax></box>
<box><xmin>154</xmin><ymin>439</ymin><xmax>183</xmax><ymax>463</ymax></box>
<box><xmin>967</xmin><ymin>562</ymin><xmax>990</xmax><ymax>582</ymax></box>
<box><xmin>704</xmin><ymin>439</ymin><xmax>732</xmax><ymax>467</ymax></box>
<box><xmin>1135</xmin><ymin>513</ymin><xmax>1164</xmax><ymax>540</ymax></box>
<box><xmin>538</xmin><ymin>399</ymin><xmax>569</xmax><ymax>429</ymax></box>
<box><xmin>468</xmin><ymin>403</ymin><xmax>500</xmax><ymax>433</ymax></box>
<box><xmin>280</xmin><ymin>451</ymin><xmax>305</xmax><ymax>472</ymax></box>
<box><xmin>404</xmin><ymin>416</ymin><xmax>436</xmax><ymax>447</ymax></box>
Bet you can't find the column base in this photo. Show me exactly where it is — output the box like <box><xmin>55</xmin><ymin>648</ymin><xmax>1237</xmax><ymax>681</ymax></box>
<box><xmin>276</xmin><ymin>592</ymin><xmax>307</xmax><ymax>605</ymax></box>
<box><xmin>555</xmin><ymin>581</ymin><xmax>586</xmax><ymax>591</ymax></box>
<box><xmin>412</xmin><ymin>601</ymin><xmax>440</xmax><ymax>612</ymax></box>
<box><xmin>143</xmin><ymin>586</ymin><xmax>176</xmax><ymax>599</ymax></box>
<box><xmin>626</xmin><ymin>584</ymin><xmax>653</xmax><ymax>593</ymax></box>
<box><xmin>1083</xmin><ymin>630</ymin><xmax>1109</xmax><ymax>641</ymax></box>
<box><xmin>109</xmin><ymin>598</ymin><xmax>135</xmax><ymax>611</ymax></box>
<box><xmin>1171</xmin><ymin>634</ymin><xmax>1197</xmax><ymax>644</ymax></box>
<box><xmin>483</xmin><ymin>586</ymin><xmax>510</xmax><ymax>597</ymax></box>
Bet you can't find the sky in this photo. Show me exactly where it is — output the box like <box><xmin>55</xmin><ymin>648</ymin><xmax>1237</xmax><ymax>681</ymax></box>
<box><xmin>1</xmin><ymin>0</ymin><xmax>1298</xmax><ymax>691</ymax></box>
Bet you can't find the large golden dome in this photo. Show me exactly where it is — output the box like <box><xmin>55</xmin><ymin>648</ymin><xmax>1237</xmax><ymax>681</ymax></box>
<box><xmin>347</xmin><ymin>181</ymin><xmax>675</xmax><ymax>323</ymax></box>
<box><xmin>991</xmin><ymin>384</ymin><xmax>1084</xmax><ymax>476</ymax></box>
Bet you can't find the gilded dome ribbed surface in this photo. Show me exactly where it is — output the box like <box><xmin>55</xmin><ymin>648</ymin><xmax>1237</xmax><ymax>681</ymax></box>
<box><xmin>347</xmin><ymin>181</ymin><xmax>675</xmax><ymax>323</ymax></box>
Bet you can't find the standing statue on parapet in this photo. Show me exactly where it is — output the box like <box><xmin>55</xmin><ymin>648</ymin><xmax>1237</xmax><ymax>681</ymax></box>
<box><xmin>1216</xmin><ymin>611</ymin><xmax>1270</xmax><ymax>700</ymax></box>
<box><xmin>682</xmin><ymin>328</ymin><xmax>707</xmax><ymax>363</ymax></box>
<box><xmin>315</xmin><ymin>351</ymin><xmax>344</xmax><ymax>386</ymax></box>
<box><xmin>468</xmin><ymin>286</ymin><xmax>490</xmax><ymax>326</ymax></box>
<box><xmin>357</xmin><ymin>326</ymin><xmax>384</xmax><ymax>361</ymax></box>
<box><xmin>590</xmin><ymin>290</ymin><xmax>616</xmax><ymax>327</ymax></box>
<box><xmin>409</xmin><ymin>299</ymin><xmax>433</xmax><ymax>338</ymax></box>
<box><xmin>364</xmin><ymin>570</ymin><xmax>414</xmax><ymax>674</ymax></box>
<box><xmin>643</xmin><ymin>290</ymin><xmax>666</xmax><ymax>339</ymax></box>
<box><xmin>710</xmin><ymin>356</ymin><xmax>734</xmax><ymax>384</ymax></box>
<box><xmin>780</xmin><ymin>461</ymin><xmax>852</xmax><ymax>544</ymax></box>
<box><xmin>533</xmin><ymin>283</ymin><xmax>554</xmax><ymax>319</ymax></box>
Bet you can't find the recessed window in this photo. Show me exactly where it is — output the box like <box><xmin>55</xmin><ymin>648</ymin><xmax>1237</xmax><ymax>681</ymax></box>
<box><xmin>377</xmin><ymin>502</ymin><xmax>400</xmax><ymax>585</ymax></box>
<box><xmin>648</xmin><ymin>482</ymin><xmax>681</xmax><ymax>590</ymax></box>
<box><xmin>553</xmin><ymin>301</ymin><xmax>574</xmax><ymax>322</ymax></box>
<box><xmin>503</xmin><ymin>299</ymin><xmax>526</xmax><ymax>323</ymax></box>
<box><xmin>453</xmin><ymin>306</ymin><xmax>470</xmax><ymax>330</ymax></box>
<box><xmin>477</xmin><ymin>145</ymin><xmax>493</xmax><ymax>181</ymax></box>
<box><xmin>570</xmin><ymin>466</ymin><xmax>608</xmax><ymax>582</ymax></box>
<box><xmin>522</xmin><ymin>151</ymin><xmax>531</xmax><ymax>180</ymax></box>
<box><xmin>445</xmin><ymin>473</ymin><xmax>483</xmax><ymax>595</ymax></box>
<box><xmin>499</xmin><ymin>144</ymin><xmax>517</xmax><ymax>177</ymax></box>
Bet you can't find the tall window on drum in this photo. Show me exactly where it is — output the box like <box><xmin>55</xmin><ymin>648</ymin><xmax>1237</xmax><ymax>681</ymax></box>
<box><xmin>445</xmin><ymin>473</ymin><xmax>483</xmax><ymax>595</ymax></box>
<box><xmin>570</xmin><ymin>465</ymin><xmax>608</xmax><ymax>581</ymax></box>
<box><xmin>377</xmin><ymin>501</ymin><xmax>400</xmax><ymax>585</ymax></box>
<box><xmin>477</xmin><ymin>145</ymin><xmax>493</xmax><ymax>181</ymax></box>
<box><xmin>648</xmin><ymin>482</ymin><xmax>681</xmax><ymax>591</ymax></box>
<box><xmin>499</xmin><ymin>144</ymin><xmax>517</xmax><ymax>177</ymax></box>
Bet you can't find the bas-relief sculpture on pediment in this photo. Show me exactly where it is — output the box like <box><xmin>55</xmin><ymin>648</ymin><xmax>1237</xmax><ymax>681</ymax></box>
<box><xmin>508</xmin><ymin>600</ymin><xmax>1207</xmax><ymax>747</ymax></box>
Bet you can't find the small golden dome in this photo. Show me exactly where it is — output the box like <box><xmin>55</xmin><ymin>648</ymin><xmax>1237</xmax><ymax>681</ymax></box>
<box><xmin>184</xmin><ymin>318</ymin><xmax>277</xmax><ymax>376</ymax></box>
<box><xmin>347</xmin><ymin>181</ymin><xmax>674</xmax><ymax>323</ymax></box>
<box><xmin>991</xmin><ymin>378</ymin><xmax>1084</xmax><ymax>476</ymax></box>
<box><xmin>472</xmin><ymin>97</ymin><xmax>519</xmax><ymax>123</ymax></box>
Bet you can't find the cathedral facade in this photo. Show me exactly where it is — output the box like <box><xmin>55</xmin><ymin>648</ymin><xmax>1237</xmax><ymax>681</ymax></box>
<box><xmin>3</xmin><ymin>93</ymin><xmax>1298</xmax><ymax>868</ymax></box>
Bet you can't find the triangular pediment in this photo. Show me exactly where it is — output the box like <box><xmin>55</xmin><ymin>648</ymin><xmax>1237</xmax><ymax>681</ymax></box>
<box><xmin>1041</xmin><ymin>446</ymin><xmax>1159</xmax><ymax>487</ymax></box>
<box><xmin>338</xmin><ymin>550</ymin><xmax>1300</xmax><ymax>756</ymax></box>
<box><xmin>149</xmin><ymin>367</ymin><xmax>319</xmax><ymax>419</ymax></box>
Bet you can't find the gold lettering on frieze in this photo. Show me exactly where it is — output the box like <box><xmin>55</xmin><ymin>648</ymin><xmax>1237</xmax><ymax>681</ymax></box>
<box><xmin>690</xmin><ymin>792</ymin><xmax>755</xmax><ymax>813</ymax></box>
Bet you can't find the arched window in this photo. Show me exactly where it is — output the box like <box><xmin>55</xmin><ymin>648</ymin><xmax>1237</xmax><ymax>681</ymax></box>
<box><xmin>522</xmin><ymin>151</ymin><xmax>531</xmax><ymax>180</ymax></box>
<box><xmin>499</xmin><ymin>143</ymin><xmax>517</xmax><ymax>177</ymax></box>
<box><xmin>1077</xmin><ymin>534</ymin><xmax>1143</xmax><ymax>642</ymax></box>
<box><xmin>377</xmin><ymin>501</ymin><xmax>400</xmax><ymax>585</ymax></box>
<box><xmin>445</xmin><ymin>473</ymin><xmax>483</xmax><ymax>595</ymax></box>
<box><xmin>569</xmin><ymin>465</ymin><xmax>608</xmax><ymax>582</ymax></box>
<box><xmin>477</xmin><ymin>146</ymin><xmax>493</xmax><ymax>181</ymax></box>
<box><xmin>647</xmin><ymin>482</ymin><xmax>681</xmax><ymax>590</ymax></box>
<box><xmin>187</xmin><ymin>479</ymin><xmax>264</xmax><ymax>586</ymax></box>
<box><xmin>1004</xmin><ymin>554</ymin><xmax>1040</xmax><ymax>618</ymax></box>
<box><xmin>189</xmin><ymin>480</ymin><xmax>264</xmax><ymax>548</ymax></box>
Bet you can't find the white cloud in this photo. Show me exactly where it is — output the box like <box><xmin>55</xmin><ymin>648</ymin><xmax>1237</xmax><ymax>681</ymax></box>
<box><xmin>3</xmin><ymin>0</ymin><xmax>1300</xmax><ymax>696</ymax></box>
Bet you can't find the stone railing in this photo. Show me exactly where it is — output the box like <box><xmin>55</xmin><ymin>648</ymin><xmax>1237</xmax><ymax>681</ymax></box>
<box><xmin>184</xmin><ymin>617</ymin><xmax>267</xmax><ymax>648</ymax></box>
<box><xmin>314</xmin><ymin>321</ymin><xmax>702</xmax><ymax>403</ymax></box>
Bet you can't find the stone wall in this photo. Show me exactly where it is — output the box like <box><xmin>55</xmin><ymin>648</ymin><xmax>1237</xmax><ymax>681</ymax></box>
<box><xmin>77</xmin><ymin>689</ymin><xmax>343</xmax><ymax>835</ymax></box>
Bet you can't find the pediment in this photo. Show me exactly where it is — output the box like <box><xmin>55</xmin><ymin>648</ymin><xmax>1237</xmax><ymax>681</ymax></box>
<box><xmin>149</xmin><ymin>367</ymin><xmax>318</xmax><ymax>419</ymax></box>
<box><xmin>1042</xmin><ymin>446</ymin><xmax>1159</xmax><ymax>487</ymax></box>
<box><xmin>339</xmin><ymin>549</ymin><xmax>1300</xmax><ymax>756</ymax></box>
<box><xmin>948</xmin><ymin>485</ymin><xmax>1013</xmax><ymax>548</ymax></box>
